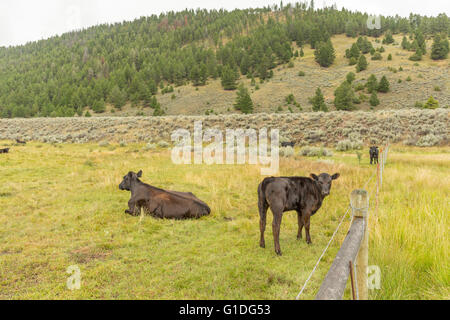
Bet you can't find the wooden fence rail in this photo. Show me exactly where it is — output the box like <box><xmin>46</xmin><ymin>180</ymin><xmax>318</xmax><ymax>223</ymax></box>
<box><xmin>314</xmin><ymin>145</ymin><xmax>389</xmax><ymax>300</ymax></box>
<box><xmin>315</xmin><ymin>217</ymin><xmax>365</xmax><ymax>300</ymax></box>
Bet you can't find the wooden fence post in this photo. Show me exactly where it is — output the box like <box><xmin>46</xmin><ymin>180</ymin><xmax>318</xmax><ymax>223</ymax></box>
<box><xmin>350</xmin><ymin>189</ymin><xmax>369</xmax><ymax>300</ymax></box>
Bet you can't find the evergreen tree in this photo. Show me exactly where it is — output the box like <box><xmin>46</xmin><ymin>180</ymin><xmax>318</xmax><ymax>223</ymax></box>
<box><xmin>314</xmin><ymin>40</ymin><xmax>336</xmax><ymax>67</ymax></box>
<box><xmin>357</xmin><ymin>37</ymin><xmax>373</xmax><ymax>54</ymax></box>
<box><xmin>221</xmin><ymin>65</ymin><xmax>238</xmax><ymax>90</ymax></box>
<box><xmin>311</xmin><ymin>87</ymin><xmax>328</xmax><ymax>112</ymax></box>
<box><xmin>431</xmin><ymin>34</ymin><xmax>449</xmax><ymax>60</ymax></box>
<box><xmin>334</xmin><ymin>81</ymin><xmax>356</xmax><ymax>110</ymax></box>
<box><xmin>423</xmin><ymin>96</ymin><xmax>439</xmax><ymax>109</ymax></box>
<box><xmin>366</xmin><ymin>74</ymin><xmax>378</xmax><ymax>93</ymax></box>
<box><xmin>401</xmin><ymin>36</ymin><xmax>411</xmax><ymax>50</ymax></box>
<box><xmin>377</xmin><ymin>76</ymin><xmax>390</xmax><ymax>93</ymax></box>
<box><xmin>349</xmin><ymin>43</ymin><xmax>360</xmax><ymax>59</ymax></box>
<box><xmin>109</xmin><ymin>85</ymin><xmax>127</xmax><ymax>109</ymax></box>
<box><xmin>382</xmin><ymin>31</ymin><xmax>394</xmax><ymax>45</ymax></box>
<box><xmin>92</xmin><ymin>99</ymin><xmax>106</xmax><ymax>113</ymax></box>
<box><xmin>234</xmin><ymin>84</ymin><xmax>254</xmax><ymax>114</ymax></box>
<box><xmin>346</xmin><ymin>72</ymin><xmax>356</xmax><ymax>83</ymax></box>
<box><xmin>369</xmin><ymin>92</ymin><xmax>380</xmax><ymax>106</ymax></box>
<box><xmin>356</xmin><ymin>55</ymin><xmax>368</xmax><ymax>72</ymax></box>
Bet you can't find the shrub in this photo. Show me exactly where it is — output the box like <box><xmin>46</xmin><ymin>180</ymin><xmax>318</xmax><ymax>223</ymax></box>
<box><xmin>371</xmin><ymin>52</ymin><xmax>382</xmax><ymax>60</ymax></box>
<box><xmin>144</xmin><ymin>143</ymin><xmax>157</xmax><ymax>151</ymax></box>
<box><xmin>336</xmin><ymin>139</ymin><xmax>363</xmax><ymax>151</ymax></box>
<box><xmin>354</xmin><ymin>83</ymin><xmax>365</xmax><ymax>91</ymax></box>
<box><xmin>298</xmin><ymin>71</ymin><xmax>306</xmax><ymax>76</ymax></box>
<box><xmin>280</xmin><ymin>146</ymin><xmax>294</xmax><ymax>157</ymax></box>
<box><xmin>349</xmin><ymin>57</ymin><xmax>357</xmax><ymax>66</ymax></box>
<box><xmin>99</xmin><ymin>141</ymin><xmax>109</xmax><ymax>147</ymax></box>
<box><xmin>299</xmin><ymin>147</ymin><xmax>333</xmax><ymax>157</ymax></box>
<box><xmin>416</xmin><ymin>134</ymin><xmax>441</xmax><ymax>147</ymax></box>
<box><xmin>157</xmin><ymin>140</ymin><xmax>170</xmax><ymax>148</ymax></box>
<box><xmin>414</xmin><ymin>101</ymin><xmax>424</xmax><ymax>108</ymax></box>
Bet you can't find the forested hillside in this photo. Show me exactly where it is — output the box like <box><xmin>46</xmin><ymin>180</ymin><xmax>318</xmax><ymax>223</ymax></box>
<box><xmin>0</xmin><ymin>2</ymin><xmax>448</xmax><ymax>118</ymax></box>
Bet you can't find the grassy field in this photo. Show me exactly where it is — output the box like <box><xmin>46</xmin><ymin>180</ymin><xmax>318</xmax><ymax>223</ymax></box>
<box><xmin>0</xmin><ymin>141</ymin><xmax>448</xmax><ymax>299</ymax></box>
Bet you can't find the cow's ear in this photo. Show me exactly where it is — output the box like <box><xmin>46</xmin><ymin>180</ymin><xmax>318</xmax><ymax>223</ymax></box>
<box><xmin>310</xmin><ymin>174</ymin><xmax>319</xmax><ymax>181</ymax></box>
<box><xmin>137</xmin><ymin>170</ymin><xmax>143</xmax><ymax>178</ymax></box>
<box><xmin>332</xmin><ymin>173</ymin><xmax>340</xmax><ymax>180</ymax></box>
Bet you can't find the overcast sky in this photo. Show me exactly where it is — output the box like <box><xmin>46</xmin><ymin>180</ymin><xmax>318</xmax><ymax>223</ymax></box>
<box><xmin>0</xmin><ymin>0</ymin><xmax>449</xmax><ymax>47</ymax></box>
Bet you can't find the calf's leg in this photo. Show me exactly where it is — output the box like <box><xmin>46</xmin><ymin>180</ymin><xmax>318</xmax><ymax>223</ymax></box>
<box><xmin>258</xmin><ymin>197</ymin><xmax>269</xmax><ymax>249</ymax></box>
<box><xmin>303</xmin><ymin>213</ymin><xmax>312</xmax><ymax>244</ymax></box>
<box><xmin>272</xmin><ymin>209</ymin><xmax>283</xmax><ymax>256</ymax></box>
<box><xmin>297</xmin><ymin>211</ymin><xmax>304</xmax><ymax>240</ymax></box>
<box><xmin>125</xmin><ymin>199</ymin><xmax>136</xmax><ymax>215</ymax></box>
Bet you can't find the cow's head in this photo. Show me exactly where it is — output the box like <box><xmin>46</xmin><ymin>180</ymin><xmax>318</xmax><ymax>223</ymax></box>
<box><xmin>119</xmin><ymin>170</ymin><xmax>143</xmax><ymax>191</ymax></box>
<box><xmin>310</xmin><ymin>173</ymin><xmax>340</xmax><ymax>197</ymax></box>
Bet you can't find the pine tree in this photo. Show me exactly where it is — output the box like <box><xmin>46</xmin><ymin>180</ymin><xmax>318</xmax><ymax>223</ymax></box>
<box><xmin>234</xmin><ymin>84</ymin><xmax>254</xmax><ymax>114</ymax></box>
<box><xmin>190</xmin><ymin>65</ymin><xmax>201</xmax><ymax>86</ymax></box>
<box><xmin>382</xmin><ymin>31</ymin><xmax>394</xmax><ymax>45</ymax></box>
<box><xmin>369</xmin><ymin>92</ymin><xmax>380</xmax><ymax>106</ymax></box>
<box><xmin>377</xmin><ymin>76</ymin><xmax>390</xmax><ymax>93</ymax></box>
<box><xmin>423</xmin><ymin>96</ymin><xmax>439</xmax><ymax>109</ymax></box>
<box><xmin>311</xmin><ymin>88</ymin><xmax>328</xmax><ymax>112</ymax></box>
<box><xmin>431</xmin><ymin>34</ymin><xmax>449</xmax><ymax>60</ymax></box>
<box><xmin>334</xmin><ymin>81</ymin><xmax>356</xmax><ymax>110</ymax></box>
<box><xmin>314</xmin><ymin>40</ymin><xmax>336</xmax><ymax>67</ymax></box>
<box><xmin>346</xmin><ymin>72</ymin><xmax>356</xmax><ymax>83</ymax></box>
<box><xmin>401</xmin><ymin>36</ymin><xmax>410</xmax><ymax>50</ymax></box>
<box><xmin>109</xmin><ymin>85</ymin><xmax>127</xmax><ymax>109</ymax></box>
<box><xmin>92</xmin><ymin>99</ymin><xmax>106</xmax><ymax>113</ymax></box>
<box><xmin>349</xmin><ymin>43</ymin><xmax>360</xmax><ymax>59</ymax></box>
<box><xmin>221</xmin><ymin>65</ymin><xmax>238</xmax><ymax>90</ymax></box>
<box><xmin>356</xmin><ymin>55</ymin><xmax>368</xmax><ymax>72</ymax></box>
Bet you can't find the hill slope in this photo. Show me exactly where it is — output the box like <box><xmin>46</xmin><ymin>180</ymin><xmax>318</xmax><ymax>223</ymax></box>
<box><xmin>0</xmin><ymin>3</ymin><xmax>448</xmax><ymax>117</ymax></box>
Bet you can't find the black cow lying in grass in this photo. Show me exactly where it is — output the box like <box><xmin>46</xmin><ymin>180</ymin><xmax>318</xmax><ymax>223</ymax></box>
<box><xmin>119</xmin><ymin>170</ymin><xmax>211</xmax><ymax>219</ymax></box>
<box><xmin>281</xmin><ymin>141</ymin><xmax>295</xmax><ymax>148</ymax></box>
<box><xmin>370</xmin><ymin>146</ymin><xmax>379</xmax><ymax>165</ymax></box>
<box><xmin>258</xmin><ymin>173</ymin><xmax>340</xmax><ymax>256</ymax></box>
<box><xmin>16</xmin><ymin>139</ymin><xmax>26</xmax><ymax>145</ymax></box>
<box><xmin>0</xmin><ymin>148</ymin><xmax>10</xmax><ymax>154</ymax></box>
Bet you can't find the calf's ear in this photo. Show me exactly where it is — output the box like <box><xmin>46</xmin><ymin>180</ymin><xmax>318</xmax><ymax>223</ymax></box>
<box><xmin>310</xmin><ymin>174</ymin><xmax>319</xmax><ymax>181</ymax></box>
<box><xmin>137</xmin><ymin>170</ymin><xmax>143</xmax><ymax>178</ymax></box>
<box><xmin>332</xmin><ymin>173</ymin><xmax>340</xmax><ymax>180</ymax></box>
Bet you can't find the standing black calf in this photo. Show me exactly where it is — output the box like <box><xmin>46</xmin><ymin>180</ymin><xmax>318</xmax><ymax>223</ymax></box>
<box><xmin>258</xmin><ymin>173</ymin><xmax>340</xmax><ymax>256</ymax></box>
<box><xmin>370</xmin><ymin>147</ymin><xmax>379</xmax><ymax>165</ymax></box>
<box><xmin>0</xmin><ymin>148</ymin><xmax>10</xmax><ymax>154</ymax></box>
